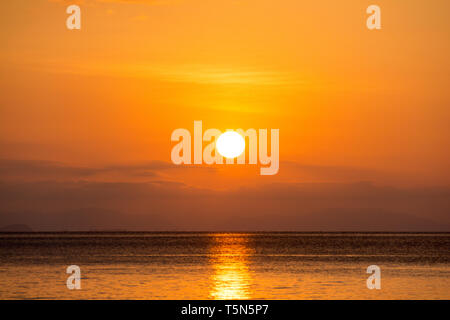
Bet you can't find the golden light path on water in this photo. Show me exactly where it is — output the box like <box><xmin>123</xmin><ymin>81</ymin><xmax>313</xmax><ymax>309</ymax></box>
<box><xmin>208</xmin><ymin>235</ymin><xmax>252</xmax><ymax>300</ymax></box>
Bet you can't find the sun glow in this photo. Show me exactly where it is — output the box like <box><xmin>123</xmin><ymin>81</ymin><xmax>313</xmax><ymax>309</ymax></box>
<box><xmin>209</xmin><ymin>235</ymin><xmax>252</xmax><ymax>300</ymax></box>
<box><xmin>216</xmin><ymin>131</ymin><xmax>245</xmax><ymax>159</ymax></box>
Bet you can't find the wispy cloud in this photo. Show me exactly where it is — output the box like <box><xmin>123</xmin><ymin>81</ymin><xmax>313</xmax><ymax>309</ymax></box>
<box><xmin>49</xmin><ymin>0</ymin><xmax>182</xmax><ymax>6</ymax></box>
<box><xmin>0</xmin><ymin>159</ymin><xmax>216</xmax><ymax>182</ymax></box>
<box><xmin>1</xmin><ymin>159</ymin><xmax>449</xmax><ymax>231</ymax></box>
<box><xmin>152</xmin><ymin>65</ymin><xmax>297</xmax><ymax>86</ymax></box>
<box><xmin>31</xmin><ymin>59</ymin><xmax>301</xmax><ymax>87</ymax></box>
<box><xmin>1</xmin><ymin>179</ymin><xmax>449</xmax><ymax>231</ymax></box>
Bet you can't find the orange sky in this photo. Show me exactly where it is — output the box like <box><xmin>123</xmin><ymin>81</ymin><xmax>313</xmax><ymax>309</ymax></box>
<box><xmin>0</xmin><ymin>0</ymin><xmax>449</xmax><ymax>230</ymax></box>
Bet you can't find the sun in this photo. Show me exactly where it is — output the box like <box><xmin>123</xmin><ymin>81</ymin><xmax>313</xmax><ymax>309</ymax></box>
<box><xmin>216</xmin><ymin>131</ymin><xmax>245</xmax><ymax>159</ymax></box>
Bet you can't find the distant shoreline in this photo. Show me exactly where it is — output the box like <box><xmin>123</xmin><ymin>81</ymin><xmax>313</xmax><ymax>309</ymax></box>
<box><xmin>1</xmin><ymin>231</ymin><xmax>449</xmax><ymax>234</ymax></box>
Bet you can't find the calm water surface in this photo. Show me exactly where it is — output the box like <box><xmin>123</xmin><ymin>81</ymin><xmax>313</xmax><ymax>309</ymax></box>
<box><xmin>0</xmin><ymin>232</ymin><xmax>449</xmax><ymax>299</ymax></box>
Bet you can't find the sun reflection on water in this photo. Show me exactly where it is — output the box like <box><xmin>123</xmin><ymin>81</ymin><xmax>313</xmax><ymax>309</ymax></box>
<box><xmin>208</xmin><ymin>234</ymin><xmax>253</xmax><ymax>300</ymax></box>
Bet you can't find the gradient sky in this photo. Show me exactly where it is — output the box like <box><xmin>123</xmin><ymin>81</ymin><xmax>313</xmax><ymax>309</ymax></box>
<box><xmin>0</xmin><ymin>0</ymin><xmax>449</xmax><ymax>230</ymax></box>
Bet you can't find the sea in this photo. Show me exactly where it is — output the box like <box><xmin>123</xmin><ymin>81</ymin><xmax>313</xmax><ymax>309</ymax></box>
<box><xmin>0</xmin><ymin>232</ymin><xmax>448</xmax><ymax>299</ymax></box>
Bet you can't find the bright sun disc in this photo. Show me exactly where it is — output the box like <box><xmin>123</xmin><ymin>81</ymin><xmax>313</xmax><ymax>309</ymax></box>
<box><xmin>216</xmin><ymin>131</ymin><xmax>245</xmax><ymax>159</ymax></box>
